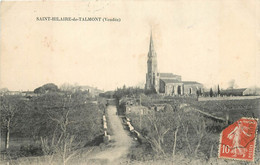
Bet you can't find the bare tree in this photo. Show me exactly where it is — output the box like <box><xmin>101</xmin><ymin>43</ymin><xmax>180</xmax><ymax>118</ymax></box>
<box><xmin>177</xmin><ymin>108</ymin><xmax>206</xmax><ymax>156</ymax></box>
<box><xmin>37</xmin><ymin>92</ymin><xmax>98</xmax><ymax>165</ymax></box>
<box><xmin>192</xmin><ymin>119</ymin><xmax>206</xmax><ymax>157</ymax></box>
<box><xmin>146</xmin><ymin>113</ymin><xmax>170</xmax><ymax>155</ymax></box>
<box><xmin>0</xmin><ymin>95</ymin><xmax>20</xmax><ymax>150</ymax></box>
<box><xmin>172</xmin><ymin>125</ymin><xmax>179</xmax><ymax>156</ymax></box>
<box><xmin>172</xmin><ymin>110</ymin><xmax>182</xmax><ymax>156</ymax></box>
<box><xmin>178</xmin><ymin>113</ymin><xmax>192</xmax><ymax>154</ymax></box>
<box><xmin>46</xmin><ymin>94</ymin><xmax>79</xmax><ymax>165</ymax></box>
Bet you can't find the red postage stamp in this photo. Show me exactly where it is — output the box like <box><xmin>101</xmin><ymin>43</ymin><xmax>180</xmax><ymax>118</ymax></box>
<box><xmin>218</xmin><ymin>117</ymin><xmax>258</xmax><ymax>161</ymax></box>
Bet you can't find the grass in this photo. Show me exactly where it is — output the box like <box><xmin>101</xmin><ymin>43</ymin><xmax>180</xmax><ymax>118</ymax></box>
<box><xmin>190</xmin><ymin>98</ymin><xmax>260</xmax><ymax>124</ymax></box>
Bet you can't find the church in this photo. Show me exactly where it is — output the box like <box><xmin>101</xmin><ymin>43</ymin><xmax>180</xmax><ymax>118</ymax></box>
<box><xmin>145</xmin><ymin>33</ymin><xmax>203</xmax><ymax>96</ymax></box>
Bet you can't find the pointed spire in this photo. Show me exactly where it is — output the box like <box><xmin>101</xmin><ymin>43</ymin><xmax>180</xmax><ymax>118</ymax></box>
<box><xmin>149</xmin><ymin>31</ymin><xmax>153</xmax><ymax>49</ymax></box>
<box><xmin>148</xmin><ymin>30</ymin><xmax>156</xmax><ymax>57</ymax></box>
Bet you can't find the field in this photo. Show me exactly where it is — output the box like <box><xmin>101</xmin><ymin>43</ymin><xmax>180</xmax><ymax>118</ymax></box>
<box><xmin>198</xmin><ymin>96</ymin><xmax>260</xmax><ymax>101</ymax></box>
<box><xmin>192</xmin><ymin>98</ymin><xmax>260</xmax><ymax>124</ymax></box>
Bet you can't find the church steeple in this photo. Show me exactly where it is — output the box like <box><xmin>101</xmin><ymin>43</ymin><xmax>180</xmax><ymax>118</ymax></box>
<box><xmin>148</xmin><ymin>31</ymin><xmax>156</xmax><ymax>57</ymax></box>
<box><xmin>145</xmin><ymin>31</ymin><xmax>159</xmax><ymax>93</ymax></box>
<box><xmin>147</xmin><ymin>31</ymin><xmax>157</xmax><ymax>71</ymax></box>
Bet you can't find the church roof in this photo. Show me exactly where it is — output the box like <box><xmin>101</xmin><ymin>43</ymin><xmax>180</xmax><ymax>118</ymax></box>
<box><xmin>182</xmin><ymin>81</ymin><xmax>202</xmax><ymax>85</ymax></box>
<box><xmin>159</xmin><ymin>73</ymin><xmax>180</xmax><ymax>78</ymax></box>
<box><xmin>161</xmin><ymin>79</ymin><xmax>202</xmax><ymax>85</ymax></box>
<box><xmin>161</xmin><ymin>79</ymin><xmax>181</xmax><ymax>84</ymax></box>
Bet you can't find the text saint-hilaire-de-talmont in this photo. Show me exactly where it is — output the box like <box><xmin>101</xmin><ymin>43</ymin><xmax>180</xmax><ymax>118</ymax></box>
<box><xmin>36</xmin><ymin>17</ymin><xmax>121</xmax><ymax>22</ymax></box>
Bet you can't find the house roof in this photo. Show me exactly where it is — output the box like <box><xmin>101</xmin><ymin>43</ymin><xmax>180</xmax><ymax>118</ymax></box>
<box><xmin>221</xmin><ymin>88</ymin><xmax>247</xmax><ymax>93</ymax></box>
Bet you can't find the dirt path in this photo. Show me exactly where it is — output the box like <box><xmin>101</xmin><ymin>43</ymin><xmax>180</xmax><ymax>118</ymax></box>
<box><xmin>88</xmin><ymin>105</ymin><xmax>133</xmax><ymax>164</ymax></box>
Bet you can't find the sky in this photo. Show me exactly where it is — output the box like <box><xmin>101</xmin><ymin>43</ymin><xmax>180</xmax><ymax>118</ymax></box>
<box><xmin>1</xmin><ymin>0</ymin><xmax>260</xmax><ymax>91</ymax></box>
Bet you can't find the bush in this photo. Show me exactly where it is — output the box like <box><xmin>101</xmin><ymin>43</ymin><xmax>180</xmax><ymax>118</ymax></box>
<box><xmin>19</xmin><ymin>144</ymin><xmax>43</xmax><ymax>157</ymax></box>
<box><xmin>128</xmin><ymin>144</ymin><xmax>154</xmax><ymax>161</ymax></box>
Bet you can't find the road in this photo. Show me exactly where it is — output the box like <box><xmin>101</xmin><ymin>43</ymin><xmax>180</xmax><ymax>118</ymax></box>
<box><xmin>88</xmin><ymin>105</ymin><xmax>133</xmax><ymax>164</ymax></box>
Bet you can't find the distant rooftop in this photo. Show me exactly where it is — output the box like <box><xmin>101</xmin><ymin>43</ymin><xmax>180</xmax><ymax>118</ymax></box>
<box><xmin>221</xmin><ymin>88</ymin><xmax>247</xmax><ymax>93</ymax></box>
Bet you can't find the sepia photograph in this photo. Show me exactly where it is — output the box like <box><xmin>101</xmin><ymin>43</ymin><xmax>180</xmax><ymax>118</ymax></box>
<box><xmin>0</xmin><ymin>0</ymin><xmax>260</xmax><ymax>164</ymax></box>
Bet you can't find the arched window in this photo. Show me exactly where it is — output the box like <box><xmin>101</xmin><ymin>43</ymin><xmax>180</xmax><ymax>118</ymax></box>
<box><xmin>177</xmin><ymin>86</ymin><xmax>181</xmax><ymax>95</ymax></box>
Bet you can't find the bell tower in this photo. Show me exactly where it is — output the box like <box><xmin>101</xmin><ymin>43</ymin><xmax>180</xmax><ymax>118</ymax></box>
<box><xmin>145</xmin><ymin>32</ymin><xmax>159</xmax><ymax>93</ymax></box>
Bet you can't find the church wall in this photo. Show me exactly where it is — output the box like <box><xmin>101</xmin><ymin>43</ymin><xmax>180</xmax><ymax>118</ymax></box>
<box><xmin>159</xmin><ymin>80</ymin><xmax>166</xmax><ymax>93</ymax></box>
<box><xmin>183</xmin><ymin>84</ymin><xmax>203</xmax><ymax>95</ymax></box>
<box><xmin>154</xmin><ymin>76</ymin><xmax>160</xmax><ymax>93</ymax></box>
<box><xmin>165</xmin><ymin>84</ymin><xmax>174</xmax><ymax>95</ymax></box>
<box><xmin>170</xmin><ymin>83</ymin><xmax>184</xmax><ymax>95</ymax></box>
<box><xmin>161</xmin><ymin>82</ymin><xmax>184</xmax><ymax>96</ymax></box>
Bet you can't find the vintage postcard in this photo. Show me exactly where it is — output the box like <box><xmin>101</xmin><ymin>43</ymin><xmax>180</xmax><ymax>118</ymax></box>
<box><xmin>0</xmin><ymin>0</ymin><xmax>259</xmax><ymax>165</ymax></box>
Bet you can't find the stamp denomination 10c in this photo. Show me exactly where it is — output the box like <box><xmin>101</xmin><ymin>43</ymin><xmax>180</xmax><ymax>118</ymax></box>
<box><xmin>218</xmin><ymin>117</ymin><xmax>258</xmax><ymax>161</ymax></box>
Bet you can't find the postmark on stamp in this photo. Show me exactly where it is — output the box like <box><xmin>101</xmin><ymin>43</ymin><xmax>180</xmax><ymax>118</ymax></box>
<box><xmin>218</xmin><ymin>117</ymin><xmax>258</xmax><ymax>161</ymax></box>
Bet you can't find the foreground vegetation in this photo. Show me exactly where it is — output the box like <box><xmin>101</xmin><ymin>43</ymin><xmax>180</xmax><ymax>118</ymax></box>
<box><xmin>0</xmin><ymin>85</ymin><xmax>104</xmax><ymax>164</ymax></box>
<box><xmin>1</xmin><ymin>84</ymin><xmax>259</xmax><ymax>164</ymax></box>
<box><xmin>126</xmin><ymin>98</ymin><xmax>260</xmax><ymax>164</ymax></box>
<box><xmin>113</xmin><ymin>86</ymin><xmax>260</xmax><ymax>164</ymax></box>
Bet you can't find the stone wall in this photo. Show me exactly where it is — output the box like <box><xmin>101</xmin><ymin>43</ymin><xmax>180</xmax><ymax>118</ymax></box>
<box><xmin>183</xmin><ymin>84</ymin><xmax>203</xmax><ymax>95</ymax></box>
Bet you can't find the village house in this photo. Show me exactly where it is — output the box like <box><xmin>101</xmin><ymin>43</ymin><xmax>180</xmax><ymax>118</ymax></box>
<box><xmin>220</xmin><ymin>88</ymin><xmax>247</xmax><ymax>96</ymax></box>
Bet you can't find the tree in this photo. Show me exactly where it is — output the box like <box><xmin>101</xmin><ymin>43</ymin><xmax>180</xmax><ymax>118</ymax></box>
<box><xmin>192</xmin><ymin>119</ymin><xmax>206</xmax><ymax>157</ymax></box>
<box><xmin>0</xmin><ymin>88</ymin><xmax>9</xmax><ymax>93</ymax></box>
<box><xmin>60</xmin><ymin>83</ymin><xmax>74</xmax><ymax>92</ymax></box>
<box><xmin>34</xmin><ymin>83</ymin><xmax>59</xmax><ymax>94</ymax></box>
<box><xmin>32</xmin><ymin>92</ymin><xmax>102</xmax><ymax>164</ymax></box>
<box><xmin>217</xmin><ymin>85</ymin><xmax>220</xmax><ymax>96</ymax></box>
<box><xmin>0</xmin><ymin>95</ymin><xmax>22</xmax><ymax>150</ymax></box>
<box><xmin>196</xmin><ymin>90</ymin><xmax>200</xmax><ymax>99</ymax></box>
<box><xmin>144</xmin><ymin>87</ymin><xmax>156</xmax><ymax>95</ymax></box>
<box><xmin>146</xmin><ymin>113</ymin><xmax>170</xmax><ymax>155</ymax></box>
<box><xmin>42</xmin><ymin>83</ymin><xmax>59</xmax><ymax>92</ymax></box>
<box><xmin>172</xmin><ymin>113</ymin><xmax>181</xmax><ymax>156</ymax></box>
<box><xmin>209</xmin><ymin>88</ymin><xmax>213</xmax><ymax>97</ymax></box>
<box><xmin>34</xmin><ymin>87</ymin><xmax>45</xmax><ymax>94</ymax></box>
<box><xmin>113</xmin><ymin>85</ymin><xmax>145</xmax><ymax>100</ymax></box>
<box><xmin>177</xmin><ymin>107</ymin><xmax>207</xmax><ymax>157</ymax></box>
<box><xmin>35</xmin><ymin>93</ymin><xmax>78</xmax><ymax>165</ymax></box>
<box><xmin>141</xmin><ymin>108</ymin><xmax>175</xmax><ymax>156</ymax></box>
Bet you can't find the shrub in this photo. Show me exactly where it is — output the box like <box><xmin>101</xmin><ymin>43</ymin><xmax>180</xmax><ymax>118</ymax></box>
<box><xmin>19</xmin><ymin>144</ymin><xmax>43</xmax><ymax>157</ymax></box>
